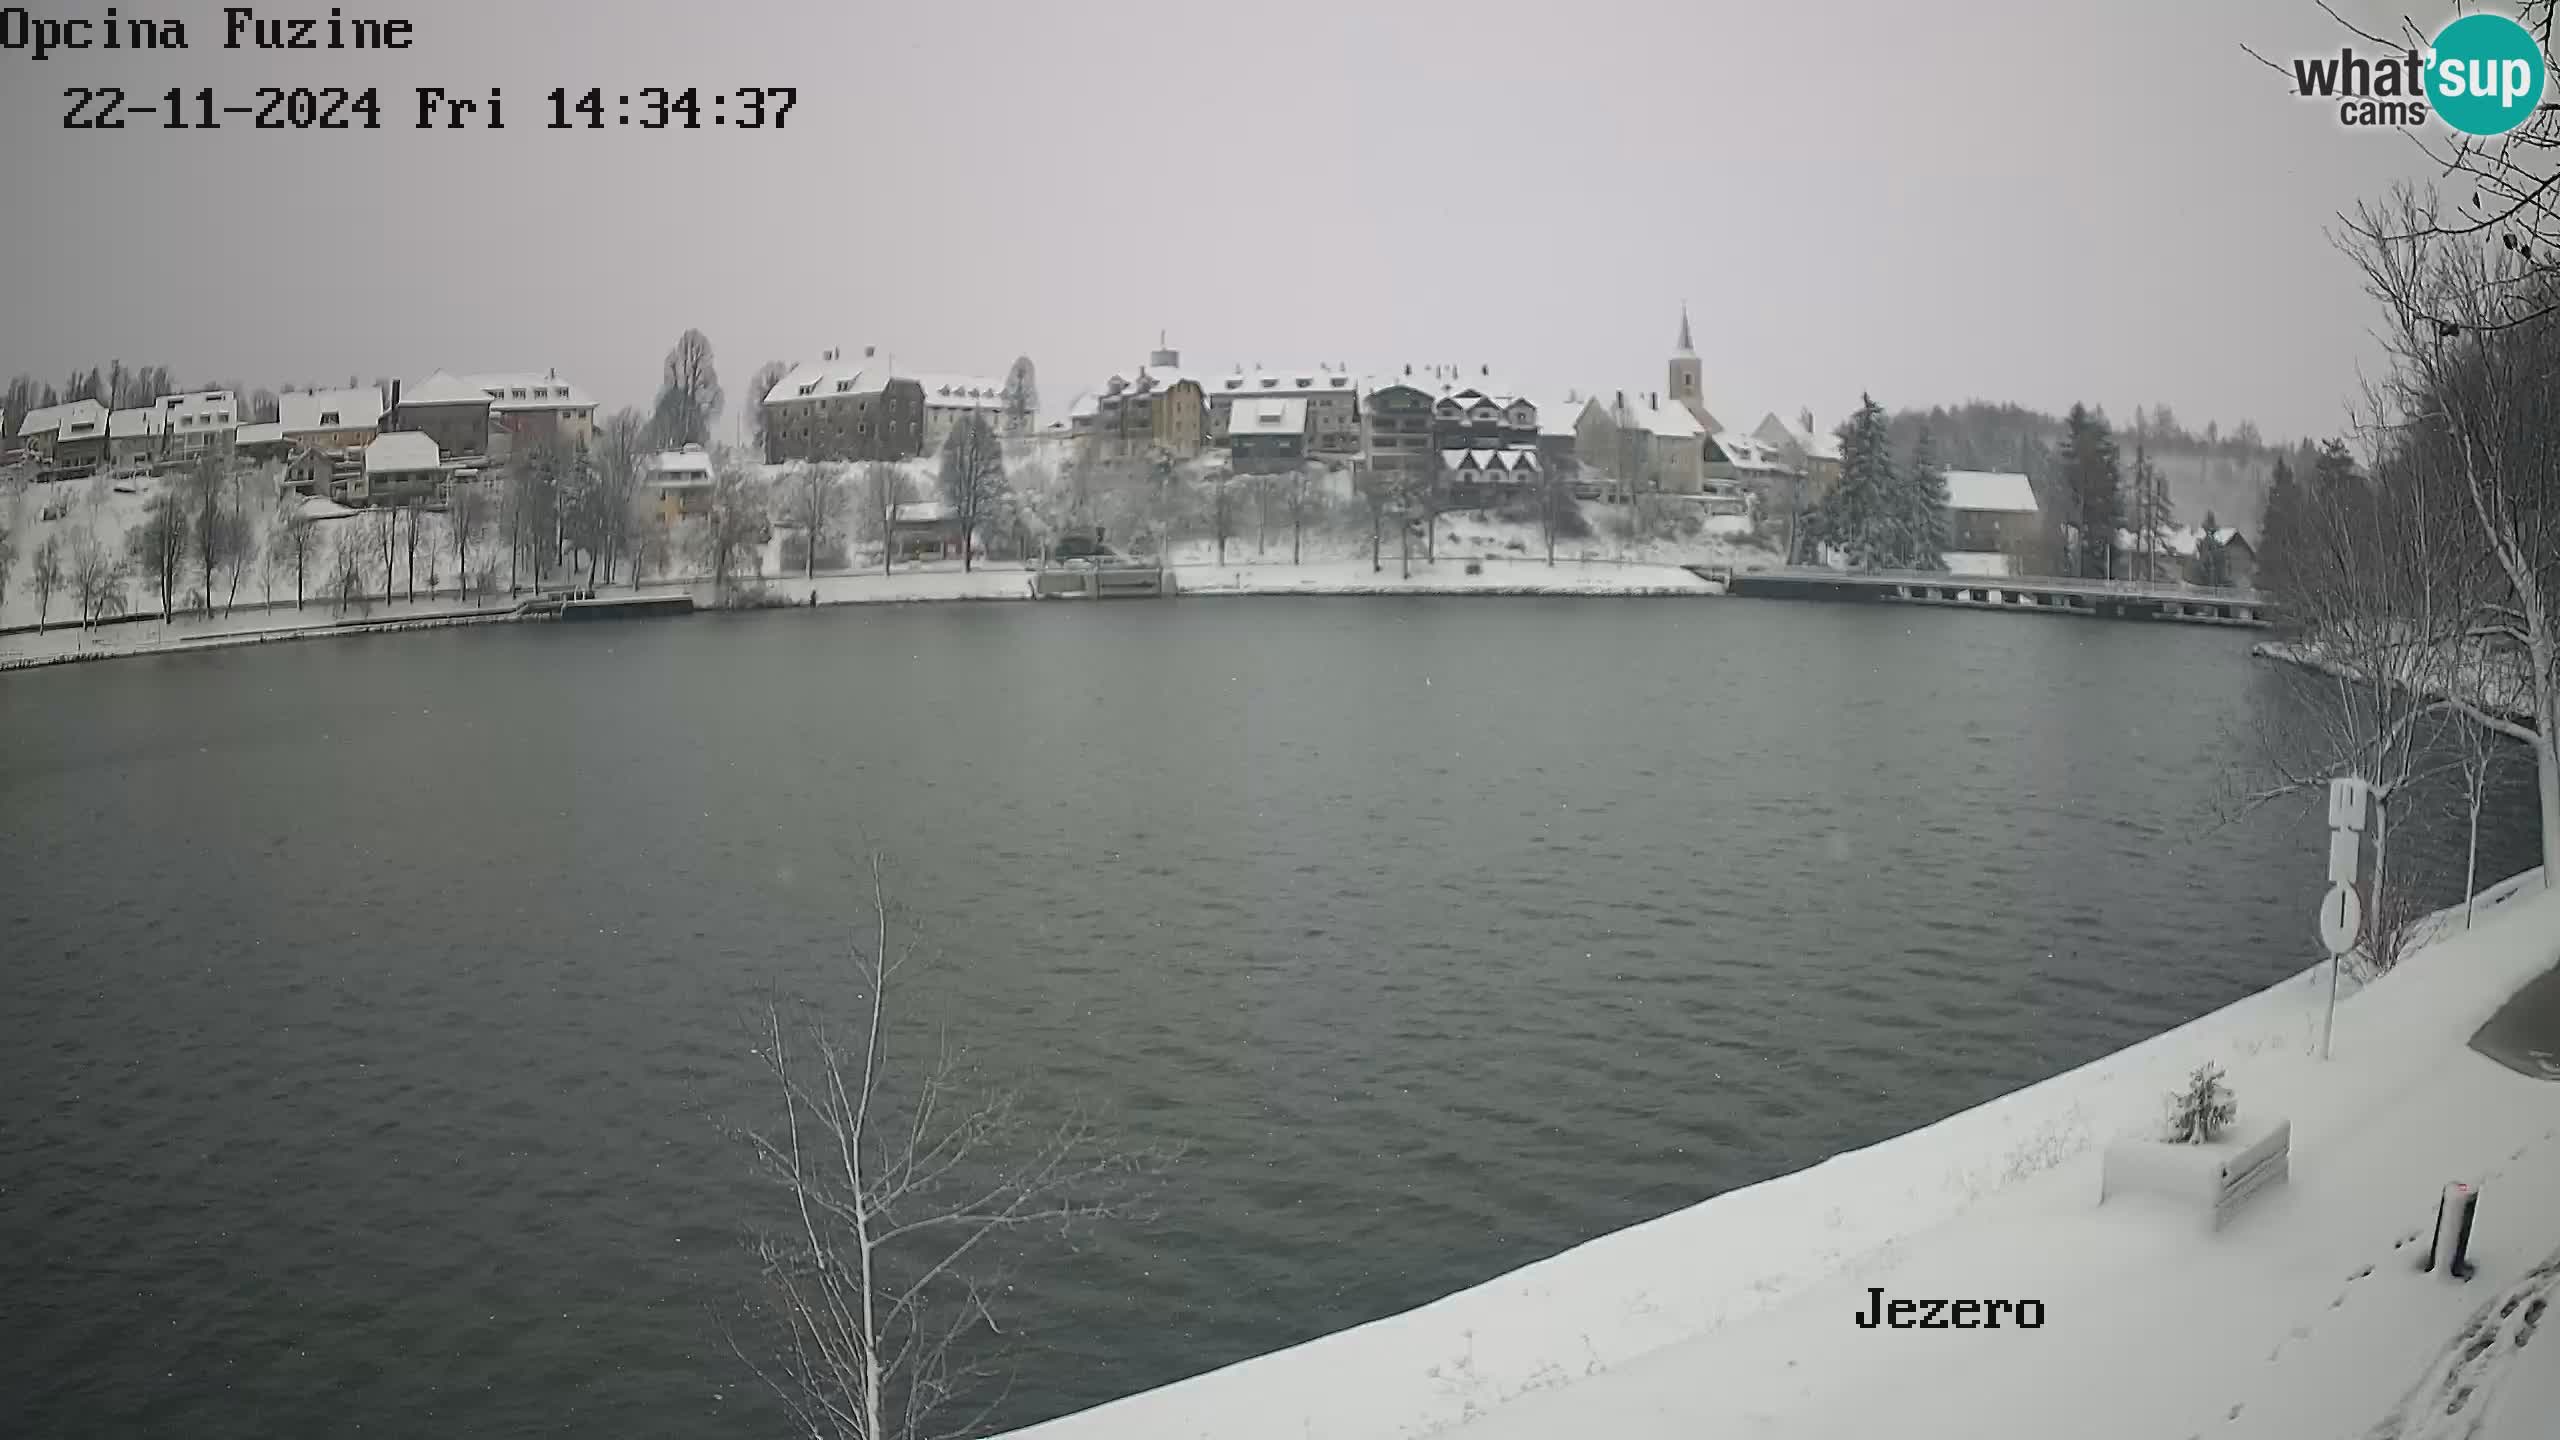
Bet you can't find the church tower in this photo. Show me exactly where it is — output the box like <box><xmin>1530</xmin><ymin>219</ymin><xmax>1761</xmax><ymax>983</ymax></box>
<box><xmin>1667</xmin><ymin>303</ymin><xmax>1714</xmax><ymax>431</ymax></box>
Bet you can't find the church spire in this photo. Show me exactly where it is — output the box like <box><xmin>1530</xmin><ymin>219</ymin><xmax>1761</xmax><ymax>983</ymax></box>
<box><xmin>1676</xmin><ymin>302</ymin><xmax>1695</xmax><ymax>356</ymax></box>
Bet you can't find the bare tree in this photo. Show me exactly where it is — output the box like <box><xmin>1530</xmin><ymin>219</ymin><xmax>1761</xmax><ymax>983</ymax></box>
<box><xmin>655</xmin><ymin>329</ymin><xmax>725</xmax><ymax>450</ymax></box>
<box><xmin>1285</xmin><ymin>465</ymin><xmax>1315</xmax><ymax>566</ymax></box>
<box><xmin>0</xmin><ymin>491</ymin><xmax>17</xmax><ymax>603</ymax></box>
<box><xmin>222</xmin><ymin>467</ymin><xmax>257</xmax><ymax>615</ymax></box>
<box><xmin>448</xmin><ymin>483</ymin><xmax>491</xmax><ymax>603</ymax></box>
<box><xmin>787</xmin><ymin>462</ymin><xmax>850</xmax><ymax>581</ymax></box>
<box><xmin>23</xmin><ymin>533</ymin><xmax>62</xmax><ymax>630</ymax></box>
<box><xmin>2350</xmin><ymin>186</ymin><xmax>2560</xmax><ymax>882</ymax></box>
<box><xmin>127</xmin><ymin>490</ymin><xmax>188</xmax><ymax>620</ymax></box>
<box><xmin>937</xmin><ymin>418</ymin><xmax>1006</xmax><ymax>574</ymax></box>
<box><xmin>277</xmin><ymin>507</ymin><xmax>318</xmax><ymax>610</ymax></box>
<box><xmin>326</xmin><ymin>527</ymin><xmax>372</xmax><ymax>615</ymax></box>
<box><xmin>860</xmin><ymin>463</ymin><xmax>909</xmax><ymax>576</ymax></box>
<box><xmin>693</xmin><ymin>465</ymin><xmax>772</xmax><ymax>602</ymax></box>
<box><xmin>367</xmin><ymin>505</ymin><xmax>398</xmax><ymax>606</ymax></box>
<box><xmin>69</xmin><ymin>528</ymin><xmax>128</xmax><ymax>627</ymax></box>
<box><xmin>748</xmin><ymin>361</ymin><xmax>790</xmax><ymax>458</ymax></box>
<box><xmin>726</xmin><ymin>856</ymin><xmax>1176</xmax><ymax>1440</ymax></box>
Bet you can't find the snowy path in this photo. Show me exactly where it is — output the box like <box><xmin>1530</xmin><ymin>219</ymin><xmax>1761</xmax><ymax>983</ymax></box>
<box><xmin>996</xmin><ymin>875</ymin><xmax>2560</xmax><ymax>1440</ymax></box>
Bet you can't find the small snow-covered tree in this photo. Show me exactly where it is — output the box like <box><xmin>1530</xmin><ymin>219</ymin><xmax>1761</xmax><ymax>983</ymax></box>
<box><xmin>2163</xmin><ymin>1062</ymin><xmax>2237</xmax><ymax>1144</ymax></box>
<box><xmin>1898</xmin><ymin>426</ymin><xmax>1953</xmax><ymax>572</ymax></box>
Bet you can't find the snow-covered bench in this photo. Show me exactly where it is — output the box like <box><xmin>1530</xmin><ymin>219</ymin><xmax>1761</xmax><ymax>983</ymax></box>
<box><xmin>2099</xmin><ymin>1117</ymin><xmax>2291</xmax><ymax>1230</ymax></box>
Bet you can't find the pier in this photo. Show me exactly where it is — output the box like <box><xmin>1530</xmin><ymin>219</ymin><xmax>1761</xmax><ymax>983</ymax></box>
<box><xmin>1706</xmin><ymin>566</ymin><xmax>2274</xmax><ymax>628</ymax></box>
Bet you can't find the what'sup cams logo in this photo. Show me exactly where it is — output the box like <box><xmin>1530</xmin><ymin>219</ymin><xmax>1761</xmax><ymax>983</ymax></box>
<box><xmin>2286</xmin><ymin>11</ymin><xmax>2551</xmax><ymax>133</ymax></box>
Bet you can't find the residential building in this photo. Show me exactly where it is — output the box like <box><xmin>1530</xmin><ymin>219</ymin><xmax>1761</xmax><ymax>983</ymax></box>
<box><xmin>159</xmin><ymin>390</ymin><xmax>238</xmax><ymax>460</ymax></box>
<box><xmin>1535</xmin><ymin>396</ymin><xmax>1590</xmax><ymax>476</ymax></box>
<box><xmin>233</xmin><ymin>422</ymin><xmax>291</xmax><ymax>465</ymax></box>
<box><xmin>1943</xmin><ymin>470</ymin><xmax>2043</xmax><ymax>573</ymax></box>
<box><xmin>15</xmin><ymin>402</ymin><xmax>70</xmax><ymax>460</ymax></box>
<box><xmin>1362</xmin><ymin>378</ymin><xmax>1436</xmax><ymax>477</ymax></box>
<box><xmin>1578</xmin><ymin>390</ymin><xmax>1705</xmax><ymax>496</ymax></box>
<box><xmin>50</xmin><ymin>399</ymin><xmax>110</xmax><ymax>472</ymax></box>
<box><xmin>917</xmin><ymin>375</ymin><xmax>1008</xmax><ymax>454</ymax></box>
<box><xmin>1439</xmin><ymin>447</ymin><xmax>1542</xmax><ymax>507</ymax></box>
<box><xmin>1081</xmin><ymin>340</ymin><xmax>1204</xmax><ymax>459</ymax></box>
<box><xmin>1424</xmin><ymin>368</ymin><xmax>1538</xmax><ymax>451</ymax></box>
<box><xmin>1752</xmin><ymin>410</ymin><xmax>1844</xmax><ymax>500</ymax></box>
<box><xmin>464</xmin><ymin>371</ymin><xmax>594</xmax><ymax>459</ymax></box>
<box><xmin>1206</xmin><ymin>367</ymin><xmax>1364</xmax><ymax>455</ymax></box>
<box><xmin>642</xmin><ymin>445</ymin><xmax>717</xmax><ymax>524</ymax></box>
<box><xmin>1702</xmin><ymin>431</ymin><xmax>1793</xmax><ymax>517</ymax></box>
<box><xmin>108</xmin><ymin>406</ymin><xmax>166</xmax><ymax>468</ymax></box>
<box><xmin>762</xmin><ymin>348</ymin><xmax>927</xmax><ymax>463</ymax></box>
<box><xmin>889</xmin><ymin>499</ymin><xmax>965</xmax><ymax>561</ymax></box>
<box><xmin>285</xmin><ymin>445</ymin><xmax>363</xmax><ymax>501</ymax></box>
<box><xmin>1227</xmin><ymin>396</ymin><xmax>1310</xmax><ymax>474</ymax></box>
<box><xmin>356</xmin><ymin>432</ymin><xmax>445</xmax><ymax>506</ymax></box>
<box><xmin>390</xmin><ymin>371</ymin><xmax>495</xmax><ymax>460</ymax></box>
<box><xmin>280</xmin><ymin>387</ymin><xmax>386</xmax><ymax>450</ymax></box>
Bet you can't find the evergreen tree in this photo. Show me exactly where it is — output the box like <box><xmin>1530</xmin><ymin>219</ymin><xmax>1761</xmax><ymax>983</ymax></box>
<box><xmin>1807</xmin><ymin>393</ymin><xmax>1897</xmax><ymax>569</ymax></box>
<box><xmin>2125</xmin><ymin>443</ymin><xmax>2175</xmax><ymax>580</ymax></box>
<box><xmin>2256</xmin><ymin>455</ymin><xmax>2302</xmax><ymax>597</ymax></box>
<box><xmin>2055</xmin><ymin>403</ymin><xmax>2121</xmax><ymax>577</ymax></box>
<box><xmin>1898</xmin><ymin>426</ymin><xmax>1952</xmax><ymax>570</ymax></box>
<box><xmin>2195</xmin><ymin>508</ymin><xmax>2230</xmax><ymax>587</ymax></box>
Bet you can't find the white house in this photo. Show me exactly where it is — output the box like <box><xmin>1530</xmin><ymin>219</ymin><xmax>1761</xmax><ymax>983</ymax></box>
<box><xmin>108</xmin><ymin>406</ymin><xmax>166</xmax><ymax>468</ymax></box>
<box><xmin>1206</xmin><ymin>367</ymin><xmax>1366</xmax><ymax>454</ymax></box>
<box><xmin>357</xmin><ymin>431</ymin><xmax>444</xmax><ymax>506</ymax></box>
<box><xmin>160</xmin><ymin>390</ymin><xmax>239</xmax><ymax>459</ymax></box>
<box><xmin>280</xmin><ymin>387</ymin><xmax>386</xmax><ymax>449</ymax></box>
<box><xmin>914</xmin><ymin>375</ymin><xmax>1008</xmax><ymax>454</ymax></box>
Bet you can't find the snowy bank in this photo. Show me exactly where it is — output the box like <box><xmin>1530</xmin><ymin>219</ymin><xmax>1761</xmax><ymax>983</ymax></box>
<box><xmin>997</xmin><ymin>869</ymin><xmax>2560</xmax><ymax>1440</ymax></box>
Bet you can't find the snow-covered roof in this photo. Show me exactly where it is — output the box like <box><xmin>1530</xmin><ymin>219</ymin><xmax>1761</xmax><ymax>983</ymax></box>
<box><xmin>1611</xmin><ymin>393</ymin><xmax>1703</xmax><ymax>440</ymax></box>
<box><xmin>892</xmin><ymin>500</ymin><xmax>953</xmax><ymax>525</ymax></box>
<box><xmin>1438</xmin><ymin>447</ymin><xmax>1540</xmax><ymax>472</ymax></box>
<box><xmin>365</xmin><ymin>431</ymin><xmax>441</xmax><ymax>473</ymax></box>
<box><xmin>233</xmin><ymin>421</ymin><xmax>286</xmax><ymax>448</ymax></box>
<box><xmin>1230</xmin><ymin>397</ymin><xmax>1309</xmax><ymax>436</ymax></box>
<box><xmin>1943</xmin><ymin>469</ymin><xmax>2039</xmax><ymax>514</ymax></box>
<box><xmin>109</xmin><ymin>407</ymin><xmax>165</xmax><ymax>440</ymax></box>
<box><xmin>296</xmin><ymin>494</ymin><xmax>360</xmax><ymax>522</ymax></box>
<box><xmin>159</xmin><ymin>391</ymin><xmax>237</xmax><ymax>428</ymax></box>
<box><xmin>462</xmin><ymin>372</ymin><xmax>593</xmax><ymax>412</ymax></box>
<box><xmin>16</xmin><ymin>402</ymin><xmax>69</xmax><ymax>439</ymax></box>
<box><xmin>1712</xmin><ymin>431</ymin><xmax>1793</xmax><ymax>475</ymax></box>
<box><xmin>1755</xmin><ymin>412</ymin><xmax>1843</xmax><ymax>463</ymax></box>
<box><xmin>53</xmin><ymin>399</ymin><xmax>108</xmax><ymax>439</ymax></box>
<box><xmin>2148</xmin><ymin>523</ymin><xmax>2246</xmax><ymax>556</ymax></box>
<box><xmin>1100</xmin><ymin>364</ymin><xmax>1196</xmax><ymax>399</ymax></box>
<box><xmin>1536</xmin><ymin>398</ymin><xmax>1594</xmax><ymax>438</ymax></box>
<box><xmin>770</xmin><ymin>358</ymin><xmax>870</xmax><ymax>405</ymax></box>
<box><xmin>1066</xmin><ymin>391</ymin><xmax>1099</xmax><ymax>421</ymax></box>
<box><xmin>280</xmin><ymin>387</ymin><xmax>385</xmax><ymax>435</ymax></box>
<box><xmin>915</xmin><ymin>375</ymin><xmax>1006</xmax><ymax>410</ymax></box>
<box><xmin>643</xmin><ymin>446</ymin><xmax>714</xmax><ymax>481</ymax></box>
<box><xmin>1211</xmin><ymin>367</ymin><xmax>1363</xmax><ymax>398</ymax></box>
<box><xmin>401</xmin><ymin>371</ymin><xmax>489</xmax><ymax>407</ymax></box>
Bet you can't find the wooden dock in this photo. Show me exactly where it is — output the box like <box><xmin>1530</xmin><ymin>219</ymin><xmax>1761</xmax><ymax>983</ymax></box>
<box><xmin>1706</xmin><ymin>567</ymin><xmax>2273</xmax><ymax>628</ymax></box>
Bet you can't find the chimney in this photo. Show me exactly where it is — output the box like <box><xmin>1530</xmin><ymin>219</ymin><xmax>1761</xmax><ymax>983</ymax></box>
<box><xmin>389</xmin><ymin>378</ymin><xmax>402</xmax><ymax>426</ymax></box>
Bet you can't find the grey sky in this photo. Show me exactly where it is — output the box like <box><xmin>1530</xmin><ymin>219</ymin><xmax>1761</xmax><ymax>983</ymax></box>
<box><xmin>0</xmin><ymin>0</ymin><xmax>2447</xmax><ymax>443</ymax></box>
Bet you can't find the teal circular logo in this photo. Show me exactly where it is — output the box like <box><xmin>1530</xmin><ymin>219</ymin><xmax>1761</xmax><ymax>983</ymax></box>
<box><xmin>2430</xmin><ymin>13</ymin><xmax>2548</xmax><ymax>136</ymax></box>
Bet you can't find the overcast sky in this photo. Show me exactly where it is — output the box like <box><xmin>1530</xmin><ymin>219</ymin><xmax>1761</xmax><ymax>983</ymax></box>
<box><xmin>0</xmin><ymin>0</ymin><xmax>2448</xmax><ymax>443</ymax></box>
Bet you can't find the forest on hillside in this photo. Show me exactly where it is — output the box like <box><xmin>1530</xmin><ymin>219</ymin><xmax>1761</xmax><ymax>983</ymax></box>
<box><xmin>1885</xmin><ymin>401</ymin><xmax>2300</xmax><ymax>538</ymax></box>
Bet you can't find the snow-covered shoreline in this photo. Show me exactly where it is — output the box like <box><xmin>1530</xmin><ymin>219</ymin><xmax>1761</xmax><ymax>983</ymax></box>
<box><xmin>994</xmin><ymin>867</ymin><xmax>2560</xmax><ymax>1440</ymax></box>
<box><xmin>0</xmin><ymin>558</ymin><xmax>1718</xmax><ymax>671</ymax></box>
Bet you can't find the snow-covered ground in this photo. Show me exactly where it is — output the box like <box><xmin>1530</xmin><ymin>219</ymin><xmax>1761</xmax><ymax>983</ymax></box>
<box><xmin>998</xmin><ymin>869</ymin><xmax>2560</xmax><ymax>1440</ymax></box>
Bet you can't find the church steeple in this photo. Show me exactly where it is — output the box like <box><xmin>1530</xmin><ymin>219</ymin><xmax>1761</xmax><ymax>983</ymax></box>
<box><xmin>1668</xmin><ymin>303</ymin><xmax>1710</xmax><ymax>430</ymax></box>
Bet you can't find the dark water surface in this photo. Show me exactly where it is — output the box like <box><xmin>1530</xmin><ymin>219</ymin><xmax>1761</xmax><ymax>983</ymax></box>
<box><xmin>0</xmin><ymin>600</ymin><xmax>2536</xmax><ymax>1437</ymax></box>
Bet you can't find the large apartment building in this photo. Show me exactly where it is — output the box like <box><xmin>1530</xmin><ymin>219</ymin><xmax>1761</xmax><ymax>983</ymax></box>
<box><xmin>762</xmin><ymin>348</ymin><xmax>927</xmax><ymax>463</ymax></box>
<box><xmin>1205</xmin><ymin>367</ymin><xmax>1364</xmax><ymax>454</ymax></box>
<box><xmin>1078</xmin><ymin>340</ymin><xmax>1204</xmax><ymax>460</ymax></box>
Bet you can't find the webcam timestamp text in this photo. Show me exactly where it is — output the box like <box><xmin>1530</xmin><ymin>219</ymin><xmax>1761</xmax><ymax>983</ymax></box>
<box><xmin>61</xmin><ymin>84</ymin><xmax>799</xmax><ymax>131</ymax></box>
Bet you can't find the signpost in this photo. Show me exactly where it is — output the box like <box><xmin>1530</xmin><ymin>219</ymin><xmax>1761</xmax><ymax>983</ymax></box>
<box><xmin>2319</xmin><ymin>776</ymin><xmax>2370</xmax><ymax>1061</ymax></box>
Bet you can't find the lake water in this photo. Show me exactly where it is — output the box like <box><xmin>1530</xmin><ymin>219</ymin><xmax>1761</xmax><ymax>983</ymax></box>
<box><xmin>0</xmin><ymin>598</ymin><xmax>2537</xmax><ymax>1437</ymax></box>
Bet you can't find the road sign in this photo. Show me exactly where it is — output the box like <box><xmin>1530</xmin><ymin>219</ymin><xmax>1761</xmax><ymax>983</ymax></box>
<box><xmin>2319</xmin><ymin>884</ymin><xmax>2363</xmax><ymax>955</ymax></box>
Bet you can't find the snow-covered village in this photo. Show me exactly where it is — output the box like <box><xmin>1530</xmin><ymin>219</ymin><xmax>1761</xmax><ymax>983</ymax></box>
<box><xmin>6</xmin><ymin>3</ymin><xmax>2560</xmax><ymax>1440</ymax></box>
